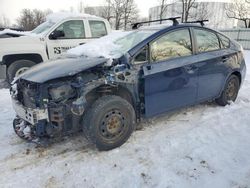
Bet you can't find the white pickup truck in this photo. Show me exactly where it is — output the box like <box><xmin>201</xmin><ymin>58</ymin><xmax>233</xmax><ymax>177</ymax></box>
<box><xmin>0</xmin><ymin>12</ymin><xmax>111</xmax><ymax>82</ymax></box>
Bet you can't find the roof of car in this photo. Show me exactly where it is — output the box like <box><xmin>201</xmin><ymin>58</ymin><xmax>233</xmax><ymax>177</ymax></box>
<box><xmin>46</xmin><ymin>12</ymin><xmax>106</xmax><ymax>23</ymax></box>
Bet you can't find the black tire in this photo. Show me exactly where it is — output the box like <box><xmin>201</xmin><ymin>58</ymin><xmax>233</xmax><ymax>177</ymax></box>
<box><xmin>7</xmin><ymin>60</ymin><xmax>36</xmax><ymax>83</ymax></box>
<box><xmin>216</xmin><ymin>75</ymin><xmax>240</xmax><ymax>106</ymax></box>
<box><xmin>83</xmin><ymin>95</ymin><xmax>136</xmax><ymax>151</ymax></box>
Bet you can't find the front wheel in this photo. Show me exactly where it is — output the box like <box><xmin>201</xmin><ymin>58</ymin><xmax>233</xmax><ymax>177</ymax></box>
<box><xmin>216</xmin><ymin>75</ymin><xmax>240</xmax><ymax>106</ymax></box>
<box><xmin>83</xmin><ymin>95</ymin><xmax>136</xmax><ymax>151</ymax></box>
<box><xmin>7</xmin><ymin>60</ymin><xmax>36</xmax><ymax>83</ymax></box>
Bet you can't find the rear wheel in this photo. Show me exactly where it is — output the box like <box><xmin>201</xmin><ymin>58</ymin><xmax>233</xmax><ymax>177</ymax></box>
<box><xmin>7</xmin><ymin>60</ymin><xmax>36</xmax><ymax>83</ymax></box>
<box><xmin>216</xmin><ymin>75</ymin><xmax>240</xmax><ymax>106</ymax></box>
<box><xmin>83</xmin><ymin>95</ymin><xmax>136</xmax><ymax>151</ymax></box>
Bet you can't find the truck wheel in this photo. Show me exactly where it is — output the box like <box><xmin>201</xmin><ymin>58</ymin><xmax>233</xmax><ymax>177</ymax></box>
<box><xmin>7</xmin><ymin>60</ymin><xmax>36</xmax><ymax>83</ymax></box>
<box><xmin>83</xmin><ymin>95</ymin><xmax>136</xmax><ymax>151</ymax></box>
<box><xmin>216</xmin><ymin>75</ymin><xmax>240</xmax><ymax>106</ymax></box>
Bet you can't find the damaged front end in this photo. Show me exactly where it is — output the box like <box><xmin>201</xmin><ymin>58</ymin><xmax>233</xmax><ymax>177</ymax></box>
<box><xmin>10</xmin><ymin>59</ymin><xmax>139</xmax><ymax>145</ymax></box>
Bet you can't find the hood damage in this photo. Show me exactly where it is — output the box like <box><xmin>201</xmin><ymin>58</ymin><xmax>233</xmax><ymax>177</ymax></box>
<box><xmin>10</xmin><ymin>56</ymin><xmax>138</xmax><ymax>145</ymax></box>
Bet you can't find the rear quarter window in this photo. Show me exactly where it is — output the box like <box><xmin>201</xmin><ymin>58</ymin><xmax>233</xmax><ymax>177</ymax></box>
<box><xmin>194</xmin><ymin>28</ymin><xmax>220</xmax><ymax>53</ymax></box>
<box><xmin>218</xmin><ymin>33</ymin><xmax>230</xmax><ymax>48</ymax></box>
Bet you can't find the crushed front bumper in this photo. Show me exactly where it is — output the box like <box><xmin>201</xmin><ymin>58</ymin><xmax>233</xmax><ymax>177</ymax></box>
<box><xmin>11</xmin><ymin>97</ymin><xmax>49</xmax><ymax>125</ymax></box>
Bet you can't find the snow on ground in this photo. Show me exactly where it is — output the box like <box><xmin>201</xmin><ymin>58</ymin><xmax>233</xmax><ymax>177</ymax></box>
<box><xmin>0</xmin><ymin>52</ymin><xmax>250</xmax><ymax>188</ymax></box>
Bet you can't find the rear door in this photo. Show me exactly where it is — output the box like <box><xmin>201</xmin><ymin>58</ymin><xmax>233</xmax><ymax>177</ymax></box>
<box><xmin>46</xmin><ymin>20</ymin><xmax>90</xmax><ymax>59</ymax></box>
<box><xmin>192</xmin><ymin>28</ymin><xmax>232</xmax><ymax>101</ymax></box>
<box><xmin>142</xmin><ymin>28</ymin><xmax>199</xmax><ymax>117</ymax></box>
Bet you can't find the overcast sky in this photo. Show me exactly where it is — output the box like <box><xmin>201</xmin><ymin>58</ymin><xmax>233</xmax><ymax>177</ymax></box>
<box><xmin>0</xmin><ymin>0</ymin><xmax>230</xmax><ymax>25</ymax></box>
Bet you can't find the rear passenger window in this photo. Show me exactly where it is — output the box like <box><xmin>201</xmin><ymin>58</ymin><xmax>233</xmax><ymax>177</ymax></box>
<box><xmin>150</xmin><ymin>29</ymin><xmax>192</xmax><ymax>62</ymax></box>
<box><xmin>218</xmin><ymin>34</ymin><xmax>230</xmax><ymax>48</ymax></box>
<box><xmin>194</xmin><ymin>29</ymin><xmax>220</xmax><ymax>53</ymax></box>
<box><xmin>89</xmin><ymin>21</ymin><xmax>107</xmax><ymax>38</ymax></box>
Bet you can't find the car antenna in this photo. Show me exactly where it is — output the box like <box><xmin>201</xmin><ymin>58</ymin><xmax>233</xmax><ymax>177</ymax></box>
<box><xmin>184</xmin><ymin>20</ymin><xmax>209</xmax><ymax>27</ymax></box>
<box><xmin>131</xmin><ymin>17</ymin><xmax>181</xmax><ymax>30</ymax></box>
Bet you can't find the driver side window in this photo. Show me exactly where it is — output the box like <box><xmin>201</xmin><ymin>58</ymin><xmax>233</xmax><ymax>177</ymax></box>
<box><xmin>150</xmin><ymin>29</ymin><xmax>192</xmax><ymax>62</ymax></box>
<box><xmin>54</xmin><ymin>20</ymin><xmax>85</xmax><ymax>39</ymax></box>
<box><xmin>133</xmin><ymin>47</ymin><xmax>148</xmax><ymax>65</ymax></box>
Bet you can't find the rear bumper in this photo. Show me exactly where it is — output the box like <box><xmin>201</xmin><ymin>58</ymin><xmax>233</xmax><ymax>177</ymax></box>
<box><xmin>11</xmin><ymin>97</ymin><xmax>49</xmax><ymax>125</ymax></box>
<box><xmin>0</xmin><ymin>64</ymin><xmax>6</xmax><ymax>80</ymax></box>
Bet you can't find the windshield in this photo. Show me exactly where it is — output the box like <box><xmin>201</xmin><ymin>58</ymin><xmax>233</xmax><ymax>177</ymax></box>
<box><xmin>112</xmin><ymin>30</ymin><xmax>155</xmax><ymax>54</ymax></box>
<box><xmin>68</xmin><ymin>30</ymin><xmax>157</xmax><ymax>59</ymax></box>
<box><xmin>31</xmin><ymin>21</ymin><xmax>55</xmax><ymax>34</ymax></box>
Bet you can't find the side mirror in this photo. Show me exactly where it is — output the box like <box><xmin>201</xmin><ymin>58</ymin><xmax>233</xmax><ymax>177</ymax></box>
<box><xmin>49</xmin><ymin>30</ymin><xmax>65</xmax><ymax>40</ymax></box>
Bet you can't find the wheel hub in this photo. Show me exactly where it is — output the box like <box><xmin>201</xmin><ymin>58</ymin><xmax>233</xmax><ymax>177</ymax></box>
<box><xmin>106</xmin><ymin>115</ymin><xmax>122</xmax><ymax>134</ymax></box>
<box><xmin>15</xmin><ymin>67</ymin><xmax>29</xmax><ymax>77</ymax></box>
<box><xmin>226</xmin><ymin>79</ymin><xmax>237</xmax><ymax>99</ymax></box>
<box><xmin>100</xmin><ymin>110</ymin><xmax>125</xmax><ymax>139</ymax></box>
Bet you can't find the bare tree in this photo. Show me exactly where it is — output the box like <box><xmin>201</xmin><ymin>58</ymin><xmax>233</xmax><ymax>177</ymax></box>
<box><xmin>100</xmin><ymin>1</ymin><xmax>113</xmax><ymax>22</ymax></box>
<box><xmin>159</xmin><ymin>0</ymin><xmax>172</xmax><ymax>23</ymax></box>
<box><xmin>101</xmin><ymin>0</ymin><xmax>139</xmax><ymax>30</ymax></box>
<box><xmin>225</xmin><ymin>0</ymin><xmax>250</xmax><ymax>28</ymax></box>
<box><xmin>0</xmin><ymin>15</ymin><xmax>10</xmax><ymax>28</ymax></box>
<box><xmin>180</xmin><ymin>0</ymin><xmax>197</xmax><ymax>22</ymax></box>
<box><xmin>123</xmin><ymin>0</ymin><xmax>139</xmax><ymax>29</ymax></box>
<box><xmin>17</xmin><ymin>9</ymin><xmax>52</xmax><ymax>30</ymax></box>
<box><xmin>111</xmin><ymin>0</ymin><xmax>126</xmax><ymax>29</ymax></box>
<box><xmin>193</xmin><ymin>2</ymin><xmax>210</xmax><ymax>20</ymax></box>
<box><xmin>78</xmin><ymin>1</ymin><xmax>85</xmax><ymax>13</ymax></box>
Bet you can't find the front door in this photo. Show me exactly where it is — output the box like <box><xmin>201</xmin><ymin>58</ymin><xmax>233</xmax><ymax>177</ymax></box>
<box><xmin>46</xmin><ymin>20</ymin><xmax>90</xmax><ymax>59</ymax></box>
<box><xmin>143</xmin><ymin>28</ymin><xmax>198</xmax><ymax>117</ymax></box>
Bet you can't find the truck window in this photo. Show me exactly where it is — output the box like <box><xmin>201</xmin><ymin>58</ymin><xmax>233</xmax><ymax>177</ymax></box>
<box><xmin>89</xmin><ymin>20</ymin><xmax>107</xmax><ymax>38</ymax></box>
<box><xmin>54</xmin><ymin>20</ymin><xmax>85</xmax><ymax>39</ymax></box>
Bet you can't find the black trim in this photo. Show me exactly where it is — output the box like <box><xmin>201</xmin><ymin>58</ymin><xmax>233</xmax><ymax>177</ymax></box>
<box><xmin>183</xmin><ymin>20</ymin><xmax>209</xmax><ymax>27</ymax></box>
<box><xmin>132</xmin><ymin>17</ymin><xmax>181</xmax><ymax>29</ymax></box>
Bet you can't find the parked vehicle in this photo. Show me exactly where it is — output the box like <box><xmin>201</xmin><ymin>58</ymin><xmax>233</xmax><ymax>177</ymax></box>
<box><xmin>10</xmin><ymin>18</ymin><xmax>246</xmax><ymax>151</ymax></box>
<box><xmin>0</xmin><ymin>12</ymin><xmax>111</xmax><ymax>82</ymax></box>
<box><xmin>0</xmin><ymin>28</ymin><xmax>25</xmax><ymax>38</ymax></box>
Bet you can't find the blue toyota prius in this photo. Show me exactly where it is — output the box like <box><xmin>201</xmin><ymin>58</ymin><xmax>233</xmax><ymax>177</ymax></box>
<box><xmin>11</xmin><ymin>18</ymin><xmax>246</xmax><ymax>150</ymax></box>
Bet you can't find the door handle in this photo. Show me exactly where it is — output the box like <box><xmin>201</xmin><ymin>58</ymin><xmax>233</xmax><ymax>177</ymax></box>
<box><xmin>184</xmin><ymin>65</ymin><xmax>198</xmax><ymax>74</ymax></box>
<box><xmin>146</xmin><ymin>65</ymin><xmax>152</xmax><ymax>70</ymax></box>
<box><xmin>79</xmin><ymin>43</ymin><xmax>85</xmax><ymax>45</ymax></box>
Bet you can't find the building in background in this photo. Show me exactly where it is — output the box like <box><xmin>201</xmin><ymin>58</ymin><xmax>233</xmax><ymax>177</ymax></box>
<box><xmin>84</xmin><ymin>6</ymin><xmax>105</xmax><ymax>17</ymax></box>
<box><xmin>149</xmin><ymin>1</ymin><xmax>237</xmax><ymax>29</ymax></box>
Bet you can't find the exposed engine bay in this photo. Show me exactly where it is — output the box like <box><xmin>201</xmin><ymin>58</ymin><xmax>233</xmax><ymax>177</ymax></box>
<box><xmin>10</xmin><ymin>62</ymin><xmax>140</xmax><ymax>145</ymax></box>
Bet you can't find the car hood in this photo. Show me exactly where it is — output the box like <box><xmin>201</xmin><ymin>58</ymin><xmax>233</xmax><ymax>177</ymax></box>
<box><xmin>16</xmin><ymin>56</ymin><xmax>107</xmax><ymax>83</ymax></box>
<box><xmin>0</xmin><ymin>35</ymin><xmax>41</xmax><ymax>44</ymax></box>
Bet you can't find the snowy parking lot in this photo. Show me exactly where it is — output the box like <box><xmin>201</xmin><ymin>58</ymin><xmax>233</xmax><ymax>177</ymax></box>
<box><xmin>0</xmin><ymin>51</ymin><xmax>250</xmax><ymax>188</ymax></box>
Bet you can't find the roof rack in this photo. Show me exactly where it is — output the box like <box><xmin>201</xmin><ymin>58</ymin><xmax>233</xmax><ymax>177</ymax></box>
<box><xmin>184</xmin><ymin>20</ymin><xmax>209</xmax><ymax>27</ymax></box>
<box><xmin>132</xmin><ymin>17</ymin><xmax>181</xmax><ymax>30</ymax></box>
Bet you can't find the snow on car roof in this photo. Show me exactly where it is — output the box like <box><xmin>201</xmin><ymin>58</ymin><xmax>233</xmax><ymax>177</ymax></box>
<box><xmin>67</xmin><ymin>31</ymin><xmax>132</xmax><ymax>59</ymax></box>
<box><xmin>0</xmin><ymin>29</ymin><xmax>30</xmax><ymax>36</ymax></box>
<box><xmin>46</xmin><ymin>12</ymin><xmax>104</xmax><ymax>23</ymax></box>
